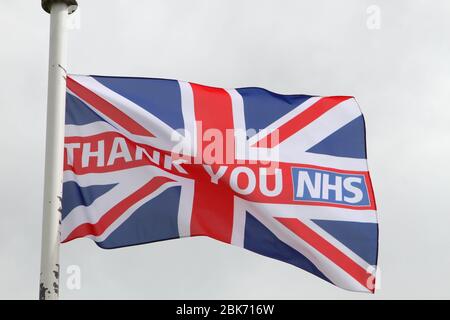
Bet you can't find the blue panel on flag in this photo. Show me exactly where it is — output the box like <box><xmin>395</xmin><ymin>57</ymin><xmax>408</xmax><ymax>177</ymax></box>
<box><xmin>62</xmin><ymin>182</ymin><xmax>117</xmax><ymax>220</ymax></box>
<box><xmin>97</xmin><ymin>186</ymin><xmax>181</xmax><ymax>249</ymax></box>
<box><xmin>312</xmin><ymin>219</ymin><xmax>378</xmax><ymax>266</ymax></box>
<box><xmin>66</xmin><ymin>92</ymin><xmax>105</xmax><ymax>125</ymax></box>
<box><xmin>307</xmin><ymin>115</ymin><xmax>367</xmax><ymax>159</ymax></box>
<box><xmin>237</xmin><ymin>88</ymin><xmax>312</xmax><ymax>138</ymax></box>
<box><xmin>92</xmin><ymin>76</ymin><xmax>184</xmax><ymax>130</ymax></box>
<box><xmin>244</xmin><ymin>212</ymin><xmax>330</xmax><ymax>283</ymax></box>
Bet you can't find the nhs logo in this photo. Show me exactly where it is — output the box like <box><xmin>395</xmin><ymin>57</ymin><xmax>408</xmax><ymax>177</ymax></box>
<box><xmin>291</xmin><ymin>167</ymin><xmax>370</xmax><ymax>207</ymax></box>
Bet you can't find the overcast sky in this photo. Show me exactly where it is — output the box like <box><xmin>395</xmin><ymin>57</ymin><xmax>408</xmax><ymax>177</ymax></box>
<box><xmin>1</xmin><ymin>0</ymin><xmax>449</xmax><ymax>299</ymax></box>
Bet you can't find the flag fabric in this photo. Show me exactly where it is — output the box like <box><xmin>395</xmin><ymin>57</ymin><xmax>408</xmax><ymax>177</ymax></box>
<box><xmin>62</xmin><ymin>75</ymin><xmax>378</xmax><ymax>293</ymax></box>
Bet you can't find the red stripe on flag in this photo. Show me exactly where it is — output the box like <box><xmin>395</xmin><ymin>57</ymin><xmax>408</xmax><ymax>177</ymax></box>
<box><xmin>62</xmin><ymin>176</ymin><xmax>173</xmax><ymax>242</ymax></box>
<box><xmin>253</xmin><ymin>96</ymin><xmax>352</xmax><ymax>148</ymax></box>
<box><xmin>275</xmin><ymin>217</ymin><xmax>374</xmax><ymax>292</ymax></box>
<box><xmin>67</xmin><ymin>76</ymin><xmax>154</xmax><ymax>137</ymax></box>
<box><xmin>189</xmin><ymin>83</ymin><xmax>236</xmax><ymax>243</ymax></box>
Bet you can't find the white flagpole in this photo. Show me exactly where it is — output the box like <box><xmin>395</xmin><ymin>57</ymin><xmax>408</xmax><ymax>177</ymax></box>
<box><xmin>40</xmin><ymin>0</ymin><xmax>78</xmax><ymax>300</ymax></box>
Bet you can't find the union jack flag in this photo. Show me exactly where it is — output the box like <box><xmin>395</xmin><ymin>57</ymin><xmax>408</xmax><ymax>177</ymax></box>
<box><xmin>62</xmin><ymin>75</ymin><xmax>378</xmax><ymax>293</ymax></box>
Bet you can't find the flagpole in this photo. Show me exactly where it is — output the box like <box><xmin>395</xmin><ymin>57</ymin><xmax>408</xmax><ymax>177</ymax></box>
<box><xmin>40</xmin><ymin>0</ymin><xmax>78</xmax><ymax>300</ymax></box>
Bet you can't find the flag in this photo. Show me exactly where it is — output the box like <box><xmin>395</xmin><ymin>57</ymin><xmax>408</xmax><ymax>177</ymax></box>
<box><xmin>62</xmin><ymin>75</ymin><xmax>378</xmax><ymax>292</ymax></box>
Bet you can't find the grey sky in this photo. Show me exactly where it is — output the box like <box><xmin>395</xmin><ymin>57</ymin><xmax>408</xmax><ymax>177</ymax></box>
<box><xmin>1</xmin><ymin>0</ymin><xmax>449</xmax><ymax>299</ymax></box>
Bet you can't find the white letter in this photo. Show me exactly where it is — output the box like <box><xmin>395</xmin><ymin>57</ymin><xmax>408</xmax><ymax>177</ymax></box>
<box><xmin>164</xmin><ymin>155</ymin><xmax>187</xmax><ymax>174</ymax></box>
<box><xmin>203</xmin><ymin>165</ymin><xmax>227</xmax><ymax>184</ymax></box>
<box><xmin>65</xmin><ymin>143</ymin><xmax>80</xmax><ymax>165</ymax></box>
<box><xmin>322</xmin><ymin>174</ymin><xmax>342</xmax><ymax>201</ymax></box>
<box><xmin>230</xmin><ymin>167</ymin><xmax>256</xmax><ymax>195</ymax></box>
<box><xmin>82</xmin><ymin>140</ymin><xmax>104</xmax><ymax>167</ymax></box>
<box><xmin>136</xmin><ymin>146</ymin><xmax>160</xmax><ymax>165</ymax></box>
<box><xmin>260</xmin><ymin>168</ymin><xmax>282</xmax><ymax>197</ymax></box>
<box><xmin>107</xmin><ymin>137</ymin><xmax>132</xmax><ymax>165</ymax></box>
<box><xmin>296</xmin><ymin>171</ymin><xmax>321</xmax><ymax>199</ymax></box>
<box><xmin>343</xmin><ymin>177</ymin><xmax>363</xmax><ymax>203</ymax></box>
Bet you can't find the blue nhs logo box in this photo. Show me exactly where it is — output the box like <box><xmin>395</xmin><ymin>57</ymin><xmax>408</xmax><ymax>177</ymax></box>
<box><xmin>291</xmin><ymin>167</ymin><xmax>370</xmax><ymax>207</ymax></box>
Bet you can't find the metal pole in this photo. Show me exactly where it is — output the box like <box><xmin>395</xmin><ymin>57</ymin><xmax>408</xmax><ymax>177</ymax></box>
<box><xmin>40</xmin><ymin>0</ymin><xmax>78</xmax><ymax>300</ymax></box>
